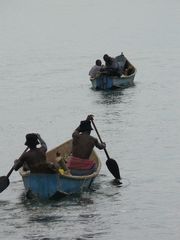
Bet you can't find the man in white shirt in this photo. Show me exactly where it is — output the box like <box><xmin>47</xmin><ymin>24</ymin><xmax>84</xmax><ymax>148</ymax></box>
<box><xmin>89</xmin><ymin>59</ymin><xmax>102</xmax><ymax>78</ymax></box>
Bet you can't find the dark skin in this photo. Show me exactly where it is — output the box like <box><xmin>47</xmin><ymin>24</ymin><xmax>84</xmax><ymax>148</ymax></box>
<box><xmin>16</xmin><ymin>146</ymin><xmax>47</xmax><ymax>170</ymax></box>
<box><xmin>72</xmin><ymin>115</ymin><xmax>106</xmax><ymax>159</ymax></box>
<box><xmin>14</xmin><ymin>134</ymin><xmax>49</xmax><ymax>172</ymax></box>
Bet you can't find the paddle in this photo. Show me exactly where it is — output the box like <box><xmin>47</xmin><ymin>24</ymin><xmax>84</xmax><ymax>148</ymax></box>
<box><xmin>91</xmin><ymin>119</ymin><xmax>122</xmax><ymax>183</ymax></box>
<box><xmin>0</xmin><ymin>147</ymin><xmax>28</xmax><ymax>193</ymax></box>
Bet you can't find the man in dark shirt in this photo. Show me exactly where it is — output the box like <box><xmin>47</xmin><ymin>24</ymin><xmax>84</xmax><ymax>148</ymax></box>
<box><xmin>102</xmin><ymin>54</ymin><xmax>122</xmax><ymax>76</ymax></box>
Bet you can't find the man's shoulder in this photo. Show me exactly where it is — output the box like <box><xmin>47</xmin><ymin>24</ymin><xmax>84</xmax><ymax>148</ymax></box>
<box><xmin>38</xmin><ymin>146</ymin><xmax>47</xmax><ymax>153</ymax></box>
<box><xmin>26</xmin><ymin>147</ymin><xmax>46</xmax><ymax>154</ymax></box>
<box><xmin>89</xmin><ymin>135</ymin><xmax>98</xmax><ymax>142</ymax></box>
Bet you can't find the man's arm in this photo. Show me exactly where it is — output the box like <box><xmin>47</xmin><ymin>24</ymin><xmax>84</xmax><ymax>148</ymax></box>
<box><xmin>14</xmin><ymin>155</ymin><xmax>25</xmax><ymax>171</ymax></box>
<box><xmin>94</xmin><ymin>137</ymin><xmax>106</xmax><ymax>150</ymax></box>
<box><xmin>36</xmin><ymin>133</ymin><xmax>47</xmax><ymax>152</ymax></box>
<box><xmin>72</xmin><ymin>126</ymin><xmax>81</xmax><ymax>138</ymax></box>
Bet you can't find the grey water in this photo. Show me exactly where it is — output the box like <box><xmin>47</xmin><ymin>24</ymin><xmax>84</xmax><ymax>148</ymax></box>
<box><xmin>0</xmin><ymin>0</ymin><xmax>180</xmax><ymax>239</ymax></box>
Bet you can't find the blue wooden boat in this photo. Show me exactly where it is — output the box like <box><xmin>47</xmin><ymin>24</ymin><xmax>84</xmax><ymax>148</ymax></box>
<box><xmin>19</xmin><ymin>139</ymin><xmax>101</xmax><ymax>199</ymax></box>
<box><xmin>90</xmin><ymin>53</ymin><xmax>136</xmax><ymax>90</ymax></box>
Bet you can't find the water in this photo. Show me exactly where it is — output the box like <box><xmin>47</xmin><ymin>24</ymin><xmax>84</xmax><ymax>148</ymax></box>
<box><xmin>0</xmin><ymin>0</ymin><xmax>180</xmax><ymax>239</ymax></box>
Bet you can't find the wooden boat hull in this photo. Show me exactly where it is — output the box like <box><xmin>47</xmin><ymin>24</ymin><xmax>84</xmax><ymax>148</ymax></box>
<box><xmin>19</xmin><ymin>139</ymin><xmax>101</xmax><ymax>199</ymax></box>
<box><xmin>90</xmin><ymin>53</ymin><xmax>136</xmax><ymax>90</ymax></box>
<box><xmin>90</xmin><ymin>71</ymin><xmax>136</xmax><ymax>90</ymax></box>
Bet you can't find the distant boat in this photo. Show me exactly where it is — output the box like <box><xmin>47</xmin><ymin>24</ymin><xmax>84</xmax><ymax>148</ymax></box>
<box><xmin>90</xmin><ymin>53</ymin><xmax>136</xmax><ymax>90</ymax></box>
<box><xmin>19</xmin><ymin>139</ymin><xmax>101</xmax><ymax>199</ymax></box>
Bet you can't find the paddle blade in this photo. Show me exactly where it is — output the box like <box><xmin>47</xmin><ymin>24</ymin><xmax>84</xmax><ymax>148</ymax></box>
<box><xmin>0</xmin><ymin>176</ymin><xmax>10</xmax><ymax>193</ymax></box>
<box><xmin>106</xmin><ymin>158</ymin><xmax>121</xmax><ymax>180</ymax></box>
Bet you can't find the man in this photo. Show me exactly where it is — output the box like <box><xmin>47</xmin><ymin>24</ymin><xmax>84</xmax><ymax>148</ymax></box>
<box><xmin>14</xmin><ymin>133</ymin><xmax>55</xmax><ymax>173</ymax></box>
<box><xmin>67</xmin><ymin>115</ymin><xmax>106</xmax><ymax>175</ymax></box>
<box><xmin>102</xmin><ymin>54</ymin><xmax>122</xmax><ymax>76</ymax></box>
<box><xmin>89</xmin><ymin>59</ymin><xmax>102</xmax><ymax>78</ymax></box>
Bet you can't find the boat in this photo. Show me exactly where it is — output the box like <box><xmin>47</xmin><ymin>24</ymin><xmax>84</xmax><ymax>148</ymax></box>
<box><xmin>90</xmin><ymin>53</ymin><xmax>136</xmax><ymax>90</ymax></box>
<box><xmin>19</xmin><ymin>139</ymin><xmax>101</xmax><ymax>199</ymax></box>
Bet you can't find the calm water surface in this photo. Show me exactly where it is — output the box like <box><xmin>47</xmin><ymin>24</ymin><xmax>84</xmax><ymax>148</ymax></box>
<box><xmin>0</xmin><ymin>0</ymin><xmax>180</xmax><ymax>239</ymax></box>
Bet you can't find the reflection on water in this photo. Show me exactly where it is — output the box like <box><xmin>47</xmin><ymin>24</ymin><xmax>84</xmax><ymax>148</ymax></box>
<box><xmin>95</xmin><ymin>89</ymin><xmax>124</xmax><ymax>105</ymax></box>
<box><xmin>91</xmin><ymin>85</ymin><xmax>137</xmax><ymax>106</ymax></box>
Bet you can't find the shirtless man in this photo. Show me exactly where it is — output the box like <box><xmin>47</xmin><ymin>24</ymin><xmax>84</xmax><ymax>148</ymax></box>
<box><xmin>14</xmin><ymin>133</ymin><xmax>50</xmax><ymax>172</ymax></box>
<box><xmin>67</xmin><ymin>115</ymin><xmax>106</xmax><ymax>175</ymax></box>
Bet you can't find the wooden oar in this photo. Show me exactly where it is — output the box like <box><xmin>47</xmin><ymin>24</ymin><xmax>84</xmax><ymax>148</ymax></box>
<box><xmin>0</xmin><ymin>147</ymin><xmax>28</xmax><ymax>193</ymax></box>
<box><xmin>91</xmin><ymin>119</ymin><xmax>122</xmax><ymax>183</ymax></box>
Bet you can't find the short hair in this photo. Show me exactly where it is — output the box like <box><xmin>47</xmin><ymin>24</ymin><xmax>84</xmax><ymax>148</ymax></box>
<box><xmin>96</xmin><ymin>59</ymin><xmax>102</xmax><ymax>66</ymax></box>
<box><xmin>103</xmin><ymin>54</ymin><xmax>109</xmax><ymax>61</ymax></box>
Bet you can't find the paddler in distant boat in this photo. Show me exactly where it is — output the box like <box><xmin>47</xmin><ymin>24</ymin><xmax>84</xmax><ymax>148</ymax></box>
<box><xmin>67</xmin><ymin>115</ymin><xmax>106</xmax><ymax>176</ymax></box>
<box><xmin>101</xmin><ymin>54</ymin><xmax>122</xmax><ymax>77</ymax></box>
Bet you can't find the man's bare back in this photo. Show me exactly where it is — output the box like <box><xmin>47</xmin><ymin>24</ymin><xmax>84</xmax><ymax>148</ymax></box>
<box><xmin>72</xmin><ymin>116</ymin><xmax>105</xmax><ymax>159</ymax></box>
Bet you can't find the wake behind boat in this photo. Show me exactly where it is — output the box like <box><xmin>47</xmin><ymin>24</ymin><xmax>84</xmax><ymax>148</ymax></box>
<box><xmin>90</xmin><ymin>53</ymin><xmax>136</xmax><ymax>90</ymax></box>
<box><xmin>19</xmin><ymin>139</ymin><xmax>101</xmax><ymax>199</ymax></box>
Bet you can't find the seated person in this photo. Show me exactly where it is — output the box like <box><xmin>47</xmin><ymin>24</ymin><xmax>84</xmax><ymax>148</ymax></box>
<box><xmin>14</xmin><ymin>133</ymin><xmax>58</xmax><ymax>173</ymax></box>
<box><xmin>102</xmin><ymin>54</ymin><xmax>122</xmax><ymax>76</ymax></box>
<box><xmin>67</xmin><ymin>115</ymin><xmax>106</xmax><ymax>176</ymax></box>
<box><xmin>89</xmin><ymin>59</ymin><xmax>103</xmax><ymax>78</ymax></box>
<box><xmin>123</xmin><ymin>65</ymin><xmax>134</xmax><ymax>76</ymax></box>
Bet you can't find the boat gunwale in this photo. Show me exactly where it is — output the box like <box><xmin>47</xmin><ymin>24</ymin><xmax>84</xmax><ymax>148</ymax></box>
<box><xmin>90</xmin><ymin>67</ymin><xmax>136</xmax><ymax>81</ymax></box>
<box><xmin>19</xmin><ymin>161</ymin><xmax>101</xmax><ymax>180</ymax></box>
<box><xmin>19</xmin><ymin>139</ymin><xmax>102</xmax><ymax>180</ymax></box>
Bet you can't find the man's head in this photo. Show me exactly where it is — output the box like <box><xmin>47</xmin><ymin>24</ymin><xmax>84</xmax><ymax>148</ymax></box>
<box><xmin>96</xmin><ymin>59</ymin><xmax>102</xmax><ymax>66</ymax></box>
<box><xmin>79</xmin><ymin>120</ymin><xmax>93</xmax><ymax>133</ymax></box>
<box><xmin>25</xmin><ymin>133</ymin><xmax>39</xmax><ymax>148</ymax></box>
<box><xmin>103</xmin><ymin>54</ymin><xmax>109</xmax><ymax>61</ymax></box>
<box><xmin>103</xmin><ymin>54</ymin><xmax>112</xmax><ymax>65</ymax></box>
